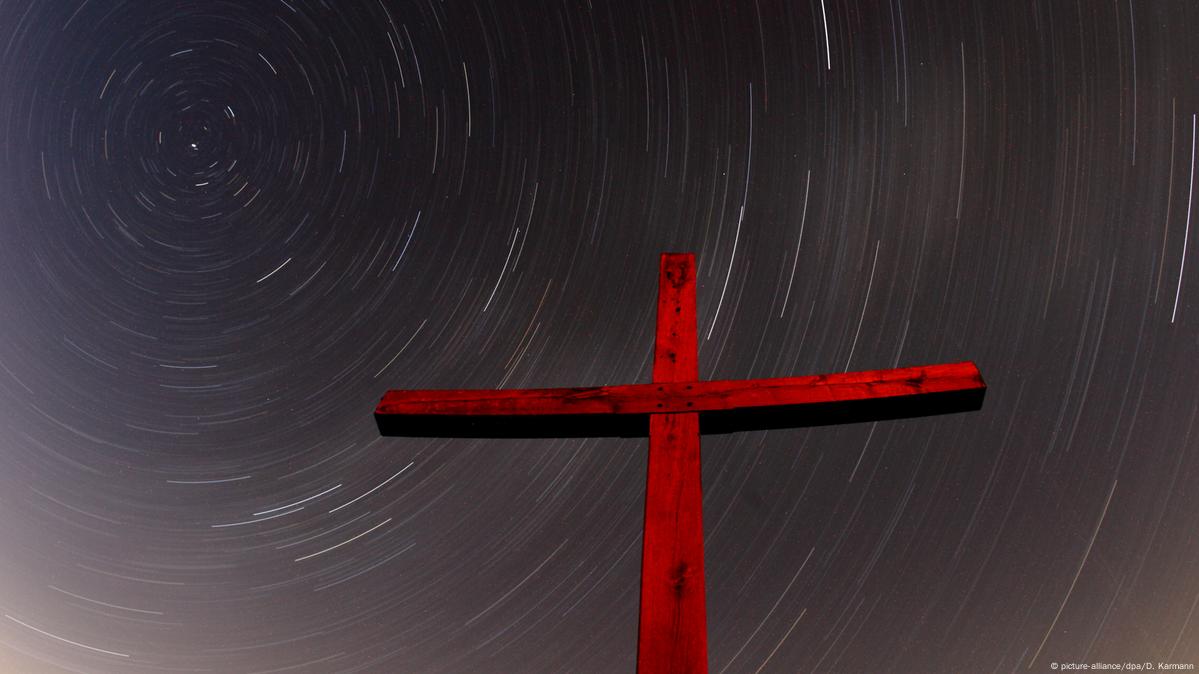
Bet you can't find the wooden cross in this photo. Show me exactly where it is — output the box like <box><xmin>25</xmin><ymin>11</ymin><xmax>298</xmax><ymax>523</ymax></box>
<box><xmin>375</xmin><ymin>253</ymin><xmax>985</xmax><ymax>673</ymax></box>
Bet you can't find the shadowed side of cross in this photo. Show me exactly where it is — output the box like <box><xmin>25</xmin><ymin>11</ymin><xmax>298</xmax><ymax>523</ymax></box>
<box><xmin>375</xmin><ymin>253</ymin><xmax>986</xmax><ymax>674</ymax></box>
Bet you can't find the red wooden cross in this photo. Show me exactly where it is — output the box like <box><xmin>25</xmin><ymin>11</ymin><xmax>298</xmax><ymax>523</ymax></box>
<box><xmin>375</xmin><ymin>253</ymin><xmax>985</xmax><ymax>673</ymax></box>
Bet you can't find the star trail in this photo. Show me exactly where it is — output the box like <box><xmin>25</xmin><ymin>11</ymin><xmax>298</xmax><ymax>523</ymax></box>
<box><xmin>0</xmin><ymin>0</ymin><xmax>1198</xmax><ymax>672</ymax></box>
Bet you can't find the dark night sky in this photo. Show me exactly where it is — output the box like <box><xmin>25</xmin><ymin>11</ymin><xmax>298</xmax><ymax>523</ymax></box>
<box><xmin>1</xmin><ymin>0</ymin><xmax>1197</xmax><ymax>672</ymax></box>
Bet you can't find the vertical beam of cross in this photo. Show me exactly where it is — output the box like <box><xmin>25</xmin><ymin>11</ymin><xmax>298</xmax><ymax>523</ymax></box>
<box><xmin>637</xmin><ymin>253</ymin><xmax>708</xmax><ymax>674</ymax></box>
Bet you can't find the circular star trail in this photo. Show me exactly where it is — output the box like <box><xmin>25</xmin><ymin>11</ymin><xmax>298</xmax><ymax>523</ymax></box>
<box><xmin>1</xmin><ymin>0</ymin><xmax>1198</xmax><ymax>672</ymax></box>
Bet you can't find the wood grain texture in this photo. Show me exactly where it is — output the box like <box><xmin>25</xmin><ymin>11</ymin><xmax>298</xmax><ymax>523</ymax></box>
<box><xmin>375</xmin><ymin>361</ymin><xmax>985</xmax><ymax>418</ymax></box>
<box><xmin>639</xmin><ymin>411</ymin><xmax>705</xmax><ymax>674</ymax></box>
<box><xmin>637</xmin><ymin>253</ymin><xmax>708</xmax><ymax>673</ymax></box>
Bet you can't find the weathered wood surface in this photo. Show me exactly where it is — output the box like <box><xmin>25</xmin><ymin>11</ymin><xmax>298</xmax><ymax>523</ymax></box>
<box><xmin>638</xmin><ymin>253</ymin><xmax>708</xmax><ymax>674</ymax></box>
<box><xmin>375</xmin><ymin>361</ymin><xmax>985</xmax><ymax>419</ymax></box>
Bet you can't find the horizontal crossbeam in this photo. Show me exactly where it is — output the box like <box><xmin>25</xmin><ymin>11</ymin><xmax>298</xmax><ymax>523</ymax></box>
<box><xmin>375</xmin><ymin>361</ymin><xmax>985</xmax><ymax>437</ymax></box>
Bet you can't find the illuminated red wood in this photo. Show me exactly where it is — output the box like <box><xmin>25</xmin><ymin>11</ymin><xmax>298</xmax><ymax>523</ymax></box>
<box><xmin>374</xmin><ymin>362</ymin><xmax>983</xmax><ymax>418</ymax></box>
<box><xmin>638</xmin><ymin>253</ymin><xmax>707</xmax><ymax>674</ymax></box>
<box><xmin>373</xmin><ymin>252</ymin><xmax>987</xmax><ymax>674</ymax></box>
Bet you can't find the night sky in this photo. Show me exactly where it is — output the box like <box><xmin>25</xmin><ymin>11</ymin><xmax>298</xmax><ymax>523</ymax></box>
<box><xmin>1</xmin><ymin>0</ymin><xmax>1197</xmax><ymax>672</ymax></box>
